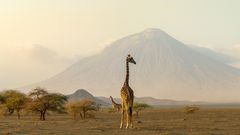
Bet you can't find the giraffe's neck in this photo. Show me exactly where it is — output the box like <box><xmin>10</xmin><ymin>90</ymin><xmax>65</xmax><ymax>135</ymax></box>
<box><xmin>110</xmin><ymin>96</ymin><xmax>117</xmax><ymax>105</ymax></box>
<box><xmin>124</xmin><ymin>60</ymin><xmax>129</xmax><ymax>85</ymax></box>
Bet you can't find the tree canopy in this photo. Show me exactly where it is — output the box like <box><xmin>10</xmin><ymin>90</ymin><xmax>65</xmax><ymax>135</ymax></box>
<box><xmin>0</xmin><ymin>90</ymin><xmax>28</xmax><ymax>119</ymax></box>
<box><xmin>27</xmin><ymin>87</ymin><xmax>67</xmax><ymax>120</ymax></box>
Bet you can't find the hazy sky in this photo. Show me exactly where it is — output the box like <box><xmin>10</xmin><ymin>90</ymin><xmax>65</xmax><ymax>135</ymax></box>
<box><xmin>0</xmin><ymin>0</ymin><xmax>240</xmax><ymax>89</ymax></box>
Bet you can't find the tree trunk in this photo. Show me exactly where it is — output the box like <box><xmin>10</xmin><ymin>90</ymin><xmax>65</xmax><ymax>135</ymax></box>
<box><xmin>17</xmin><ymin>111</ymin><xmax>20</xmax><ymax>119</ymax></box>
<box><xmin>83</xmin><ymin>111</ymin><xmax>86</xmax><ymax>119</ymax></box>
<box><xmin>73</xmin><ymin>112</ymin><xmax>76</xmax><ymax>120</ymax></box>
<box><xmin>136</xmin><ymin>111</ymin><xmax>139</xmax><ymax>116</ymax></box>
<box><xmin>79</xmin><ymin>112</ymin><xmax>83</xmax><ymax>119</ymax></box>
<box><xmin>8</xmin><ymin>108</ymin><xmax>14</xmax><ymax>115</ymax></box>
<box><xmin>42</xmin><ymin>110</ymin><xmax>46</xmax><ymax>121</ymax></box>
<box><xmin>40</xmin><ymin>112</ymin><xmax>43</xmax><ymax>120</ymax></box>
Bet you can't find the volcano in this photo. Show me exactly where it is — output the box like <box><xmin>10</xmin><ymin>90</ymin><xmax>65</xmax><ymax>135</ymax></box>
<box><xmin>23</xmin><ymin>28</ymin><xmax>240</xmax><ymax>102</ymax></box>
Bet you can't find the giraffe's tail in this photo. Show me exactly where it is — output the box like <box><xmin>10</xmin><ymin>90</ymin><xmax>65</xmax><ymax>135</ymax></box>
<box><xmin>129</xmin><ymin>107</ymin><xmax>132</xmax><ymax>115</ymax></box>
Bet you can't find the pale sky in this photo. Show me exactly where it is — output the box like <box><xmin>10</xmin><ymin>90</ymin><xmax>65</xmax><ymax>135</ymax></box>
<box><xmin>0</xmin><ymin>0</ymin><xmax>240</xmax><ymax>89</ymax></box>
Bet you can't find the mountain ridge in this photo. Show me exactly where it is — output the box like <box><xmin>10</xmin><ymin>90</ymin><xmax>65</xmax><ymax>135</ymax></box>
<box><xmin>67</xmin><ymin>89</ymin><xmax>110</xmax><ymax>106</ymax></box>
<box><xmin>68</xmin><ymin>89</ymin><xmax>208</xmax><ymax>107</ymax></box>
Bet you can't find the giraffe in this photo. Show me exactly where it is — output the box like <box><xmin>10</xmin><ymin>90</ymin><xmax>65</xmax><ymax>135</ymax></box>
<box><xmin>120</xmin><ymin>54</ymin><xmax>136</xmax><ymax>129</ymax></box>
<box><xmin>109</xmin><ymin>96</ymin><xmax>122</xmax><ymax>112</ymax></box>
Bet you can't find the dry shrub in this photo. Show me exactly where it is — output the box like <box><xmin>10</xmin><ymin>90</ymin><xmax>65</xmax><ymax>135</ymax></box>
<box><xmin>133</xmin><ymin>102</ymin><xmax>150</xmax><ymax>116</ymax></box>
<box><xmin>65</xmin><ymin>101</ymin><xmax>80</xmax><ymax>120</ymax></box>
<box><xmin>184</xmin><ymin>106</ymin><xmax>200</xmax><ymax>114</ymax></box>
<box><xmin>65</xmin><ymin>99</ymin><xmax>99</xmax><ymax>120</ymax></box>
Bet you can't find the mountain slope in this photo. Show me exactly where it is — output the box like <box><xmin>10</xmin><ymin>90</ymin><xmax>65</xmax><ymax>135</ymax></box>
<box><xmin>228</xmin><ymin>61</ymin><xmax>240</xmax><ymax>69</ymax></box>
<box><xmin>67</xmin><ymin>89</ymin><xmax>110</xmax><ymax>106</ymax></box>
<box><xmin>23</xmin><ymin>28</ymin><xmax>240</xmax><ymax>102</ymax></box>
<box><xmin>189</xmin><ymin>45</ymin><xmax>238</xmax><ymax>64</ymax></box>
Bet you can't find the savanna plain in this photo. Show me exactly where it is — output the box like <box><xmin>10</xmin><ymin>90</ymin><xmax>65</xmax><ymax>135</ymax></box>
<box><xmin>1</xmin><ymin>108</ymin><xmax>240</xmax><ymax>135</ymax></box>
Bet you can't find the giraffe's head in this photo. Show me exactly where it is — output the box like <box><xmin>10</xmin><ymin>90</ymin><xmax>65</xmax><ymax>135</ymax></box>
<box><xmin>127</xmin><ymin>54</ymin><xmax>136</xmax><ymax>64</ymax></box>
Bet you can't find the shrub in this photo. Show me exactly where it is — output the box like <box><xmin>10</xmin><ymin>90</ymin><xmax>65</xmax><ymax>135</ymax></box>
<box><xmin>0</xmin><ymin>90</ymin><xmax>28</xmax><ymax>119</ymax></box>
<box><xmin>184</xmin><ymin>106</ymin><xmax>200</xmax><ymax>114</ymax></box>
<box><xmin>65</xmin><ymin>99</ymin><xmax>99</xmax><ymax>120</ymax></box>
<box><xmin>133</xmin><ymin>102</ymin><xmax>150</xmax><ymax>116</ymax></box>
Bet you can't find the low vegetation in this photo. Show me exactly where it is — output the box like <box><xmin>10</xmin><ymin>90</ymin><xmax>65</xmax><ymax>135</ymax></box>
<box><xmin>133</xmin><ymin>102</ymin><xmax>150</xmax><ymax>116</ymax></box>
<box><xmin>184</xmin><ymin>105</ymin><xmax>200</xmax><ymax>114</ymax></box>
<box><xmin>0</xmin><ymin>87</ymin><xmax>151</xmax><ymax>123</ymax></box>
<box><xmin>65</xmin><ymin>99</ymin><xmax>99</xmax><ymax>120</ymax></box>
<box><xmin>0</xmin><ymin>90</ymin><xmax>28</xmax><ymax>119</ymax></box>
<box><xmin>0</xmin><ymin>87</ymin><xmax>67</xmax><ymax>121</ymax></box>
<box><xmin>27</xmin><ymin>87</ymin><xmax>67</xmax><ymax>120</ymax></box>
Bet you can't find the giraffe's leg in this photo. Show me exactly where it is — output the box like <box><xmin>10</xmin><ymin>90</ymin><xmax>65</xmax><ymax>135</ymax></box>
<box><xmin>129</xmin><ymin>107</ymin><xmax>133</xmax><ymax>128</ymax></box>
<box><xmin>120</xmin><ymin>104</ymin><xmax>125</xmax><ymax>129</ymax></box>
<box><xmin>126</xmin><ymin>109</ymin><xmax>129</xmax><ymax>128</ymax></box>
<box><xmin>126</xmin><ymin>107</ymin><xmax>130</xmax><ymax>129</ymax></box>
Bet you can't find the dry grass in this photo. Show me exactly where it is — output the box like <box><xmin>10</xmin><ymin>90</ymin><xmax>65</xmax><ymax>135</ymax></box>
<box><xmin>1</xmin><ymin>108</ymin><xmax>240</xmax><ymax>135</ymax></box>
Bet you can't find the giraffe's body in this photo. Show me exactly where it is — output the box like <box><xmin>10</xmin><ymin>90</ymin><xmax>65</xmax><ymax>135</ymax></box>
<box><xmin>120</xmin><ymin>54</ymin><xmax>136</xmax><ymax>129</ymax></box>
<box><xmin>109</xmin><ymin>96</ymin><xmax>122</xmax><ymax>112</ymax></box>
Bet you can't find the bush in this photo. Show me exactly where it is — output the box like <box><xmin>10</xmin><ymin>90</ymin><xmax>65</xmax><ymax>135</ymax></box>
<box><xmin>133</xmin><ymin>102</ymin><xmax>150</xmax><ymax>116</ymax></box>
<box><xmin>184</xmin><ymin>106</ymin><xmax>200</xmax><ymax>114</ymax></box>
<box><xmin>65</xmin><ymin>99</ymin><xmax>99</xmax><ymax>120</ymax></box>
<box><xmin>0</xmin><ymin>90</ymin><xmax>28</xmax><ymax>119</ymax></box>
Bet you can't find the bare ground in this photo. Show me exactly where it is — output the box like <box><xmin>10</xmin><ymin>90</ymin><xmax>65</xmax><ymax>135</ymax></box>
<box><xmin>1</xmin><ymin>108</ymin><xmax>240</xmax><ymax>135</ymax></box>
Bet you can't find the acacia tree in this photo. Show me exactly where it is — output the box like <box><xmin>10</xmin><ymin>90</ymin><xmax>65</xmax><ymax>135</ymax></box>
<box><xmin>27</xmin><ymin>87</ymin><xmax>67</xmax><ymax>120</ymax></box>
<box><xmin>133</xmin><ymin>102</ymin><xmax>150</xmax><ymax>116</ymax></box>
<box><xmin>28</xmin><ymin>87</ymin><xmax>48</xmax><ymax>99</ymax></box>
<box><xmin>0</xmin><ymin>90</ymin><xmax>28</xmax><ymax>119</ymax></box>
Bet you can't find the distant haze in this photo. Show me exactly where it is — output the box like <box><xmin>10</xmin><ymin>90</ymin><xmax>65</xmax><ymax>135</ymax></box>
<box><xmin>0</xmin><ymin>0</ymin><xmax>240</xmax><ymax>89</ymax></box>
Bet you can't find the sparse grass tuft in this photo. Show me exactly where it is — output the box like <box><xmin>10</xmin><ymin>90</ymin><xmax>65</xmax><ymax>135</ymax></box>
<box><xmin>108</xmin><ymin>108</ymin><xmax>118</xmax><ymax>113</ymax></box>
<box><xmin>184</xmin><ymin>106</ymin><xmax>200</xmax><ymax>114</ymax></box>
